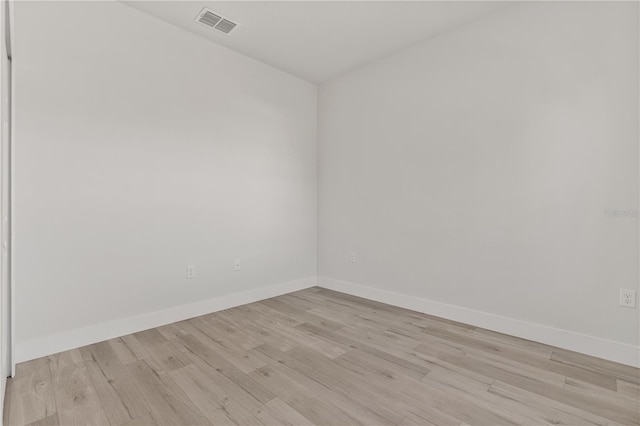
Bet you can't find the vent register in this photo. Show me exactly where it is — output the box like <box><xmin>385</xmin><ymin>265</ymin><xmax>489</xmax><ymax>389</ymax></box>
<box><xmin>195</xmin><ymin>8</ymin><xmax>238</xmax><ymax>34</ymax></box>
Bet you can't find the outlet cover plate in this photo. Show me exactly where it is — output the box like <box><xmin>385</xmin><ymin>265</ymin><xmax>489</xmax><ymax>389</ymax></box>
<box><xmin>620</xmin><ymin>289</ymin><xmax>637</xmax><ymax>308</ymax></box>
<box><xmin>187</xmin><ymin>265</ymin><xmax>196</xmax><ymax>279</ymax></box>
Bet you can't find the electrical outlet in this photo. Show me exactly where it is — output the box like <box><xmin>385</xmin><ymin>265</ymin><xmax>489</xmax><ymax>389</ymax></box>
<box><xmin>234</xmin><ymin>259</ymin><xmax>241</xmax><ymax>271</ymax></box>
<box><xmin>349</xmin><ymin>252</ymin><xmax>356</xmax><ymax>263</ymax></box>
<box><xmin>187</xmin><ymin>265</ymin><xmax>196</xmax><ymax>279</ymax></box>
<box><xmin>619</xmin><ymin>289</ymin><xmax>636</xmax><ymax>308</ymax></box>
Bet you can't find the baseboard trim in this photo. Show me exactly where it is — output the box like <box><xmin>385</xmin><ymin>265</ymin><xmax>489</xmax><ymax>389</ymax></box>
<box><xmin>15</xmin><ymin>276</ymin><xmax>639</xmax><ymax>368</ymax></box>
<box><xmin>318</xmin><ymin>277</ymin><xmax>640</xmax><ymax>368</ymax></box>
<box><xmin>15</xmin><ymin>276</ymin><xmax>317</xmax><ymax>364</ymax></box>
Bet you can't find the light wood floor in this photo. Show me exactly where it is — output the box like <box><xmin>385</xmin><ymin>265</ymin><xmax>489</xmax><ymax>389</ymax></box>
<box><xmin>4</xmin><ymin>287</ymin><xmax>639</xmax><ymax>426</ymax></box>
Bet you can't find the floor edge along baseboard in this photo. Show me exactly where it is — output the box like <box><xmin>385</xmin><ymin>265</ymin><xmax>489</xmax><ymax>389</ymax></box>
<box><xmin>318</xmin><ymin>276</ymin><xmax>640</xmax><ymax>368</ymax></box>
<box><xmin>14</xmin><ymin>275</ymin><xmax>639</xmax><ymax>369</ymax></box>
<box><xmin>14</xmin><ymin>276</ymin><xmax>317</xmax><ymax>364</ymax></box>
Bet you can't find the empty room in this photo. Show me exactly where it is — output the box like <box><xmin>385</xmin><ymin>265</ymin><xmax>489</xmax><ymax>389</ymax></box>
<box><xmin>0</xmin><ymin>0</ymin><xmax>638</xmax><ymax>425</ymax></box>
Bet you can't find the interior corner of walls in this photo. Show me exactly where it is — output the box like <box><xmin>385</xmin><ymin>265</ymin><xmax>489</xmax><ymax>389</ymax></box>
<box><xmin>317</xmin><ymin>277</ymin><xmax>640</xmax><ymax>368</ymax></box>
<box><xmin>14</xmin><ymin>276</ymin><xmax>318</xmax><ymax>364</ymax></box>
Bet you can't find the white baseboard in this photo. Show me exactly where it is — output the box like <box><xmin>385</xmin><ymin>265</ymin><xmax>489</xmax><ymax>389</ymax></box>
<box><xmin>318</xmin><ymin>277</ymin><xmax>640</xmax><ymax>368</ymax></box>
<box><xmin>15</xmin><ymin>276</ymin><xmax>317</xmax><ymax>364</ymax></box>
<box><xmin>15</xmin><ymin>275</ymin><xmax>640</xmax><ymax>368</ymax></box>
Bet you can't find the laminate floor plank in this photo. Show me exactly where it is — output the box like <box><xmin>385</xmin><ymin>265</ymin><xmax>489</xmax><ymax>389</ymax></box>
<box><xmin>402</xmin><ymin>379</ymin><xmax>520</xmax><ymax>426</ymax></box>
<box><xmin>250</xmin><ymin>345</ymin><xmax>404</xmax><ymax>426</ymax></box>
<box><xmin>340</xmin><ymin>344</ymin><xmax>427</xmax><ymax>379</ymax></box>
<box><xmin>107</xmin><ymin>338</ymin><xmax>140</xmax><ymax>365</ymax></box>
<box><xmin>92</xmin><ymin>377</ymin><xmax>150</xmax><ymax>426</ymax></box>
<box><xmin>121</xmin><ymin>411</ymin><xmax>159</xmax><ymax>426</ymax></box>
<box><xmin>183</xmin><ymin>351</ymin><xmax>269</xmax><ymax>414</ymax></box>
<box><xmin>617</xmin><ymin>379</ymin><xmax>640</xmax><ymax>401</ymax></box>
<box><xmin>563</xmin><ymin>377</ymin><xmax>639</xmax><ymax>411</ymax></box>
<box><xmin>133</xmin><ymin>329</ymin><xmax>191</xmax><ymax>373</ymax></box>
<box><xmin>168</xmin><ymin>364</ymin><xmax>261</xmax><ymax>425</ymax></box>
<box><xmin>49</xmin><ymin>362</ymin><xmax>110</xmax><ymax>426</ymax></box>
<box><xmin>174</xmin><ymin>334</ymin><xmax>276</xmax><ymax>405</ymax></box>
<box><xmin>252</xmin><ymin>315</ymin><xmax>348</xmax><ymax>359</ymax></box>
<box><xmin>114</xmin><ymin>335</ymin><xmax>152</xmax><ymax>365</ymax></box>
<box><xmin>414</xmin><ymin>338</ymin><xmax>567</xmax><ymax>388</ymax></box>
<box><xmin>285</xmin><ymin>345</ymin><xmax>409</xmax><ymax>413</ymax></box>
<box><xmin>25</xmin><ymin>413</ymin><xmax>59</xmax><ymax>426</ymax></box>
<box><xmin>296</xmin><ymin>322</ymin><xmax>433</xmax><ymax>377</ymax></box>
<box><xmin>200</xmin><ymin>315</ymin><xmax>267</xmax><ymax>350</ymax></box>
<box><xmin>551</xmin><ymin>349</ymin><xmax>640</xmax><ymax>385</ymax></box>
<box><xmin>5</xmin><ymin>287</ymin><xmax>638</xmax><ymax>426</ymax></box>
<box><xmin>126</xmin><ymin>360</ymin><xmax>210</xmax><ymax>426</ymax></box>
<box><xmin>186</xmin><ymin>317</ymin><xmax>268</xmax><ymax>373</ymax></box>
<box><xmin>423</xmin><ymin>369</ymin><xmax>606</xmax><ymax>426</ymax></box>
<box><xmin>257</xmin><ymin>362</ymin><xmax>391</xmax><ymax>426</ymax></box>
<box><xmin>488</xmin><ymin>380</ymin><xmax>622</xmax><ymax>426</ymax></box>
<box><xmin>248</xmin><ymin>365</ymin><xmax>368</xmax><ymax>426</ymax></box>
<box><xmin>79</xmin><ymin>341</ymin><xmax>132</xmax><ymax>384</ymax></box>
<box><xmin>255</xmin><ymin>398</ymin><xmax>313</xmax><ymax>426</ymax></box>
<box><xmin>155</xmin><ymin>323</ymin><xmax>189</xmax><ymax>342</ymax></box>
<box><xmin>47</xmin><ymin>349</ymin><xmax>83</xmax><ymax>371</ymax></box>
<box><xmin>415</xmin><ymin>343</ymin><xmax>638</xmax><ymax>425</ymax></box>
<box><xmin>339</xmin><ymin>324</ymin><xmax>422</xmax><ymax>353</ymax></box>
<box><xmin>254</xmin><ymin>301</ymin><xmax>345</xmax><ymax>332</ymax></box>
<box><xmin>424</xmin><ymin>327</ymin><xmax>618</xmax><ymax>391</ymax></box>
<box><xmin>5</xmin><ymin>358</ymin><xmax>56</xmax><ymax>426</ymax></box>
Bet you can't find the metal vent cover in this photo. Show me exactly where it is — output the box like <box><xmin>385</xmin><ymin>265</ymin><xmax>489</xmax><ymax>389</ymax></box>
<box><xmin>197</xmin><ymin>11</ymin><xmax>222</xmax><ymax>28</ymax></box>
<box><xmin>214</xmin><ymin>19</ymin><xmax>237</xmax><ymax>34</ymax></box>
<box><xmin>195</xmin><ymin>8</ymin><xmax>238</xmax><ymax>34</ymax></box>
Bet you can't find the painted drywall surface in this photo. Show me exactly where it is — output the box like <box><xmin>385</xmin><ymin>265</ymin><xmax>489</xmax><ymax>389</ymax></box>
<box><xmin>14</xmin><ymin>2</ymin><xmax>317</xmax><ymax>345</ymax></box>
<box><xmin>318</xmin><ymin>2</ymin><xmax>639</xmax><ymax>345</ymax></box>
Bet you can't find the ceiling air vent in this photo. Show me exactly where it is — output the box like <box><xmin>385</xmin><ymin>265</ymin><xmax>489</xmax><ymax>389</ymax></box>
<box><xmin>195</xmin><ymin>8</ymin><xmax>238</xmax><ymax>34</ymax></box>
<box><xmin>214</xmin><ymin>19</ymin><xmax>237</xmax><ymax>34</ymax></box>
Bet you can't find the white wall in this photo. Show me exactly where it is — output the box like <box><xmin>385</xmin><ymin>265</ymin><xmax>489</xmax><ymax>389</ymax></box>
<box><xmin>318</xmin><ymin>2</ymin><xmax>639</xmax><ymax>359</ymax></box>
<box><xmin>14</xmin><ymin>1</ymin><xmax>317</xmax><ymax>361</ymax></box>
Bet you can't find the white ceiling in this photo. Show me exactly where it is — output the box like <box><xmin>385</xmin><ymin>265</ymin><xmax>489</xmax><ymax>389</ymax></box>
<box><xmin>123</xmin><ymin>1</ymin><xmax>509</xmax><ymax>83</ymax></box>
